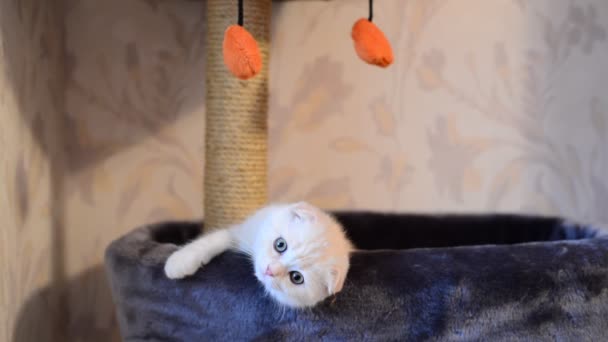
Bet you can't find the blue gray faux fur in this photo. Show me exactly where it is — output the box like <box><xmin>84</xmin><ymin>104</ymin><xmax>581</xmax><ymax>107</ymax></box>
<box><xmin>104</xmin><ymin>213</ymin><xmax>608</xmax><ymax>341</ymax></box>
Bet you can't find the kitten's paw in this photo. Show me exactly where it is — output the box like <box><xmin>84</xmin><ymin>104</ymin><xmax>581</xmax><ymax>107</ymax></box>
<box><xmin>164</xmin><ymin>250</ymin><xmax>203</xmax><ymax>279</ymax></box>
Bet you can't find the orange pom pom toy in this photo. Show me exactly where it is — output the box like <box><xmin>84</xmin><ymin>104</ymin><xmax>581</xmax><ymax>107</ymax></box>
<box><xmin>223</xmin><ymin>25</ymin><xmax>262</xmax><ymax>80</ymax></box>
<box><xmin>222</xmin><ymin>0</ymin><xmax>263</xmax><ymax>80</ymax></box>
<box><xmin>221</xmin><ymin>0</ymin><xmax>393</xmax><ymax>79</ymax></box>
<box><xmin>351</xmin><ymin>0</ymin><xmax>394</xmax><ymax>68</ymax></box>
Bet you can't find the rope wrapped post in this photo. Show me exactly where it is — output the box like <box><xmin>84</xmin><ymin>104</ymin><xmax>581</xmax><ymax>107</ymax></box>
<box><xmin>205</xmin><ymin>0</ymin><xmax>271</xmax><ymax>228</ymax></box>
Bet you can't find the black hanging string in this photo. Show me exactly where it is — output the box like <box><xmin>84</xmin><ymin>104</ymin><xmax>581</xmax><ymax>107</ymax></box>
<box><xmin>238</xmin><ymin>0</ymin><xmax>244</xmax><ymax>26</ymax></box>
<box><xmin>368</xmin><ymin>0</ymin><xmax>373</xmax><ymax>22</ymax></box>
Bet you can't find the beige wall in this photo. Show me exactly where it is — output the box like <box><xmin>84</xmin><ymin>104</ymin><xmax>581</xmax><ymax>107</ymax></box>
<box><xmin>0</xmin><ymin>0</ymin><xmax>67</xmax><ymax>341</ymax></box>
<box><xmin>63</xmin><ymin>0</ymin><xmax>205</xmax><ymax>339</ymax></box>
<box><xmin>2</xmin><ymin>0</ymin><xmax>607</xmax><ymax>340</ymax></box>
<box><xmin>269</xmin><ymin>1</ymin><xmax>608</xmax><ymax>218</ymax></box>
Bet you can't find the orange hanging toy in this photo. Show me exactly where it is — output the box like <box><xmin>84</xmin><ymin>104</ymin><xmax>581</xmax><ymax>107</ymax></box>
<box><xmin>223</xmin><ymin>0</ymin><xmax>263</xmax><ymax>80</ymax></box>
<box><xmin>351</xmin><ymin>0</ymin><xmax>394</xmax><ymax>68</ymax></box>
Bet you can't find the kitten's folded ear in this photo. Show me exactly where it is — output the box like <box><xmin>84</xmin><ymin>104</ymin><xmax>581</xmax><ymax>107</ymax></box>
<box><xmin>290</xmin><ymin>201</ymin><xmax>317</xmax><ymax>222</ymax></box>
<box><xmin>326</xmin><ymin>267</ymin><xmax>345</xmax><ymax>295</ymax></box>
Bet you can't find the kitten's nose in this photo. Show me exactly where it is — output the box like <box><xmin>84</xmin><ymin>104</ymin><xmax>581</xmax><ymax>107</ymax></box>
<box><xmin>264</xmin><ymin>265</ymin><xmax>274</xmax><ymax>277</ymax></box>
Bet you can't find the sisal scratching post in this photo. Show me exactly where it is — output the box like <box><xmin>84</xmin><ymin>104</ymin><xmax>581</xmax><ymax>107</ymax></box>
<box><xmin>205</xmin><ymin>0</ymin><xmax>271</xmax><ymax>229</ymax></box>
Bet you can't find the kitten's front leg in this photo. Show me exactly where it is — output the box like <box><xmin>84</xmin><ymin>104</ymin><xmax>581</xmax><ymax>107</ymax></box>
<box><xmin>164</xmin><ymin>228</ymin><xmax>232</xmax><ymax>279</ymax></box>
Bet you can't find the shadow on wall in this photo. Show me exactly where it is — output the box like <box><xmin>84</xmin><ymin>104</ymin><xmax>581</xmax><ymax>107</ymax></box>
<box><xmin>2</xmin><ymin>0</ymin><xmax>205</xmax><ymax>341</ymax></box>
<box><xmin>13</xmin><ymin>266</ymin><xmax>121</xmax><ymax>342</ymax></box>
<box><xmin>0</xmin><ymin>0</ymin><xmax>69</xmax><ymax>340</ymax></box>
<box><xmin>63</xmin><ymin>0</ymin><xmax>206</xmax><ymax>171</ymax></box>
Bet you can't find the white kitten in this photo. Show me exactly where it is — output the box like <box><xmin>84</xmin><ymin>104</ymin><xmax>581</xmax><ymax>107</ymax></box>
<box><xmin>164</xmin><ymin>202</ymin><xmax>353</xmax><ymax>308</ymax></box>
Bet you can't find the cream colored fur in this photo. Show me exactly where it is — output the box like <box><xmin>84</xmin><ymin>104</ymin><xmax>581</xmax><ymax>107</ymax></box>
<box><xmin>165</xmin><ymin>202</ymin><xmax>352</xmax><ymax>308</ymax></box>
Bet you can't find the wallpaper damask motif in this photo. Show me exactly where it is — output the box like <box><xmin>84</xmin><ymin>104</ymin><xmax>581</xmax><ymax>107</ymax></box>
<box><xmin>0</xmin><ymin>0</ymin><xmax>66</xmax><ymax>341</ymax></box>
<box><xmin>64</xmin><ymin>0</ymin><xmax>206</xmax><ymax>339</ymax></box>
<box><xmin>2</xmin><ymin>0</ymin><xmax>607</xmax><ymax>340</ymax></box>
<box><xmin>269</xmin><ymin>0</ymin><xmax>608</xmax><ymax>221</ymax></box>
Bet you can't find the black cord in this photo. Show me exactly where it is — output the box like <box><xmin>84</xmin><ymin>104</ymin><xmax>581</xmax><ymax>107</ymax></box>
<box><xmin>368</xmin><ymin>0</ymin><xmax>373</xmax><ymax>22</ymax></box>
<box><xmin>238</xmin><ymin>0</ymin><xmax>244</xmax><ymax>26</ymax></box>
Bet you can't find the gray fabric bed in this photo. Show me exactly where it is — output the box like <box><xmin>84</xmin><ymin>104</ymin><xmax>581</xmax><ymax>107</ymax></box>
<box><xmin>104</xmin><ymin>212</ymin><xmax>608</xmax><ymax>341</ymax></box>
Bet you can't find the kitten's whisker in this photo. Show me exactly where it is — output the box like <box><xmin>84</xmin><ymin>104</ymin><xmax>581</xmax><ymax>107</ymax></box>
<box><xmin>203</xmin><ymin>202</ymin><xmax>352</xmax><ymax>310</ymax></box>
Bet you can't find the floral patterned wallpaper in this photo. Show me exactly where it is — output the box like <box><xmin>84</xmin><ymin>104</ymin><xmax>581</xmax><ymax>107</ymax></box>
<box><xmin>63</xmin><ymin>0</ymin><xmax>205</xmax><ymax>339</ymax></box>
<box><xmin>3</xmin><ymin>0</ymin><xmax>607</xmax><ymax>340</ymax></box>
<box><xmin>270</xmin><ymin>0</ymin><xmax>608</xmax><ymax>219</ymax></box>
<box><xmin>1</xmin><ymin>0</ymin><xmax>66</xmax><ymax>341</ymax></box>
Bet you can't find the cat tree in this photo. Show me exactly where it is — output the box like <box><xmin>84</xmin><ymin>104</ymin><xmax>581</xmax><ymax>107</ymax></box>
<box><xmin>204</xmin><ymin>0</ymin><xmax>392</xmax><ymax>229</ymax></box>
<box><xmin>204</xmin><ymin>0</ymin><xmax>270</xmax><ymax>229</ymax></box>
<box><xmin>105</xmin><ymin>1</ymin><xmax>608</xmax><ymax>340</ymax></box>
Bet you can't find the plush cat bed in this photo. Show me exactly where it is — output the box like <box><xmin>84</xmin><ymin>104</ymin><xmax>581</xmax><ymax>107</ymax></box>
<box><xmin>105</xmin><ymin>213</ymin><xmax>608</xmax><ymax>341</ymax></box>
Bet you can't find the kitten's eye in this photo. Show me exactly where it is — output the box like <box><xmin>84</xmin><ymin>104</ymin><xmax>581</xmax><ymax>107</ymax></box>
<box><xmin>289</xmin><ymin>271</ymin><xmax>304</xmax><ymax>285</ymax></box>
<box><xmin>274</xmin><ymin>237</ymin><xmax>287</xmax><ymax>253</ymax></box>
